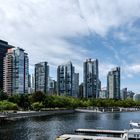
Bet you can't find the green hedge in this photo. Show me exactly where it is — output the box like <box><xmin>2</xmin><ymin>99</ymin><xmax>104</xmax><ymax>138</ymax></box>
<box><xmin>32</xmin><ymin>102</ymin><xmax>44</xmax><ymax>111</ymax></box>
<box><xmin>0</xmin><ymin>101</ymin><xmax>18</xmax><ymax>111</ymax></box>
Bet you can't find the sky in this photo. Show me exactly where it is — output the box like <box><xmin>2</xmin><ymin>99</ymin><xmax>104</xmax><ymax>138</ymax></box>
<box><xmin>0</xmin><ymin>0</ymin><xmax>140</xmax><ymax>93</ymax></box>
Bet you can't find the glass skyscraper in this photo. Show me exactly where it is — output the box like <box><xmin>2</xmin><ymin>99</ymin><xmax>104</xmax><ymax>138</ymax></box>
<box><xmin>35</xmin><ymin>62</ymin><xmax>49</xmax><ymax>93</ymax></box>
<box><xmin>107</xmin><ymin>67</ymin><xmax>120</xmax><ymax>99</ymax></box>
<box><xmin>83</xmin><ymin>58</ymin><xmax>99</xmax><ymax>98</ymax></box>
<box><xmin>0</xmin><ymin>40</ymin><xmax>13</xmax><ymax>90</ymax></box>
<box><xmin>57</xmin><ymin>61</ymin><xmax>79</xmax><ymax>97</ymax></box>
<box><xmin>3</xmin><ymin>47</ymin><xmax>29</xmax><ymax>95</ymax></box>
<box><xmin>72</xmin><ymin>73</ymin><xmax>79</xmax><ymax>97</ymax></box>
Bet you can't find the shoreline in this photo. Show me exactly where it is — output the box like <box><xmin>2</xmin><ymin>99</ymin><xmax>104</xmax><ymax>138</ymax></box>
<box><xmin>0</xmin><ymin>109</ymin><xmax>75</xmax><ymax>122</ymax></box>
<box><xmin>1</xmin><ymin>107</ymin><xmax>140</xmax><ymax>122</ymax></box>
<box><xmin>75</xmin><ymin>107</ymin><xmax>140</xmax><ymax>113</ymax></box>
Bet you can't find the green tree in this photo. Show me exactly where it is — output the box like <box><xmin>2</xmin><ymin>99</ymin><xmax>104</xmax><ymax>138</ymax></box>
<box><xmin>9</xmin><ymin>94</ymin><xmax>31</xmax><ymax>110</ymax></box>
<box><xmin>18</xmin><ymin>94</ymin><xmax>30</xmax><ymax>110</ymax></box>
<box><xmin>43</xmin><ymin>95</ymin><xmax>55</xmax><ymax>108</ymax></box>
<box><xmin>32</xmin><ymin>102</ymin><xmax>44</xmax><ymax>111</ymax></box>
<box><xmin>0</xmin><ymin>90</ymin><xmax>8</xmax><ymax>101</ymax></box>
<box><xmin>0</xmin><ymin>101</ymin><xmax>18</xmax><ymax>111</ymax></box>
<box><xmin>31</xmin><ymin>91</ymin><xmax>45</xmax><ymax>103</ymax></box>
<box><xmin>8</xmin><ymin>94</ymin><xmax>20</xmax><ymax>105</ymax></box>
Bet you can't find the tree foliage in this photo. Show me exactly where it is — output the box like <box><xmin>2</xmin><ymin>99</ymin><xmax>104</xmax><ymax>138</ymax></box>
<box><xmin>0</xmin><ymin>91</ymin><xmax>140</xmax><ymax>111</ymax></box>
<box><xmin>0</xmin><ymin>90</ymin><xmax>8</xmax><ymax>101</ymax></box>
<box><xmin>0</xmin><ymin>101</ymin><xmax>18</xmax><ymax>111</ymax></box>
<box><xmin>32</xmin><ymin>102</ymin><xmax>44</xmax><ymax>111</ymax></box>
<box><xmin>8</xmin><ymin>94</ymin><xmax>30</xmax><ymax>110</ymax></box>
<box><xmin>31</xmin><ymin>91</ymin><xmax>45</xmax><ymax>103</ymax></box>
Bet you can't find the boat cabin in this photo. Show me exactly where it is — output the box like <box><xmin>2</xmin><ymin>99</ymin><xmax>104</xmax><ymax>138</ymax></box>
<box><xmin>127</xmin><ymin>129</ymin><xmax>140</xmax><ymax>140</ymax></box>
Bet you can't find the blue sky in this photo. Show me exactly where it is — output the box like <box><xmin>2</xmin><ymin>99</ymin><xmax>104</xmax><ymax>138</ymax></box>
<box><xmin>0</xmin><ymin>0</ymin><xmax>140</xmax><ymax>93</ymax></box>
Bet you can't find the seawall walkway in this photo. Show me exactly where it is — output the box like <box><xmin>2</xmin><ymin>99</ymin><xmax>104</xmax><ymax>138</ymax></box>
<box><xmin>75</xmin><ymin>107</ymin><xmax>140</xmax><ymax>113</ymax></box>
<box><xmin>0</xmin><ymin>109</ymin><xmax>75</xmax><ymax>122</ymax></box>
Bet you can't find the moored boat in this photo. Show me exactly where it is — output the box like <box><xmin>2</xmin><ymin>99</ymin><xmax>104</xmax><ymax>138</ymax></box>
<box><xmin>130</xmin><ymin>121</ymin><xmax>140</xmax><ymax>128</ymax></box>
<box><xmin>56</xmin><ymin>121</ymin><xmax>140</xmax><ymax>140</ymax></box>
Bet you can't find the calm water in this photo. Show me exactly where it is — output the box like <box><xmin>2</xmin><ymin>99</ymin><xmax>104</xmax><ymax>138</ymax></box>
<box><xmin>0</xmin><ymin>111</ymin><xmax>140</xmax><ymax>140</ymax></box>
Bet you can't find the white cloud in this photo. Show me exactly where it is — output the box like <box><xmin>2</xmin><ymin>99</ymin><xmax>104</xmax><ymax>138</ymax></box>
<box><xmin>123</xmin><ymin>64</ymin><xmax>140</xmax><ymax>77</ymax></box>
<box><xmin>114</xmin><ymin>32</ymin><xmax>129</xmax><ymax>42</ymax></box>
<box><xmin>79</xmin><ymin>0</ymin><xmax>140</xmax><ymax>36</ymax></box>
<box><xmin>0</xmin><ymin>0</ymin><xmax>90</xmax><ymax>69</ymax></box>
<box><xmin>0</xmin><ymin>0</ymin><xmax>140</xmax><ymax>83</ymax></box>
<box><xmin>99</xmin><ymin>63</ymin><xmax>116</xmax><ymax>77</ymax></box>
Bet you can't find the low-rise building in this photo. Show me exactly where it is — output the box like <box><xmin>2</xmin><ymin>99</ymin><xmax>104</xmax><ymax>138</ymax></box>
<box><xmin>133</xmin><ymin>94</ymin><xmax>140</xmax><ymax>102</ymax></box>
<box><xmin>99</xmin><ymin>87</ymin><xmax>108</xmax><ymax>99</ymax></box>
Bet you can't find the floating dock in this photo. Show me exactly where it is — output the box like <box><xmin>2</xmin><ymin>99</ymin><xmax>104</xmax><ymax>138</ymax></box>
<box><xmin>76</xmin><ymin>128</ymin><xmax>126</xmax><ymax>134</ymax></box>
<box><xmin>57</xmin><ymin>129</ymin><xmax>127</xmax><ymax>140</ymax></box>
<box><xmin>57</xmin><ymin>128</ymin><xmax>140</xmax><ymax>140</ymax></box>
<box><xmin>56</xmin><ymin>134</ymin><xmax>126</xmax><ymax>140</ymax></box>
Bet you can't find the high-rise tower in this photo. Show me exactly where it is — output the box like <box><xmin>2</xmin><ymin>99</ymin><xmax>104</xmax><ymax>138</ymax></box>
<box><xmin>0</xmin><ymin>40</ymin><xmax>13</xmax><ymax>90</ymax></box>
<box><xmin>35</xmin><ymin>62</ymin><xmax>49</xmax><ymax>93</ymax></box>
<box><xmin>83</xmin><ymin>58</ymin><xmax>99</xmax><ymax>98</ymax></box>
<box><xmin>57</xmin><ymin>61</ymin><xmax>79</xmax><ymax>97</ymax></box>
<box><xmin>3</xmin><ymin>47</ymin><xmax>29</xmax><ymax>95</ymax></box>
<box><xmin>107</xmin><ymin>67</ymin><xmax>120</xmax><ymax>99</ymax></box>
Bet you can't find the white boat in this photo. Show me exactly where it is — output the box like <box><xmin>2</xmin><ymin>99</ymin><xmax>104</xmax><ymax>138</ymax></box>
<box><xmin>130</xmin><ymin>121</ymin><xmax>140</xmax><ymax>128</ymax></box>
<box><xmin>56</xmin><ymin>122</ymin><xmax>140</xmax><ymax>140</ymax></box>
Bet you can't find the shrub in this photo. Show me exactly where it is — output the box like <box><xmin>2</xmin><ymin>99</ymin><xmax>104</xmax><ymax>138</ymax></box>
<box><xmin>32</xmin><ymin>102</ymin><xmax>44</xmax><ymax>111</ymax></box>
<box><xmin>0</xmin><ymin>101</ymin><xmax>18</xmax><ymax>111</ymax></box>
<box><xmin>31</xmin><ymin>91</ymin><xmax>46</xmax><ymax>103</ymax></box>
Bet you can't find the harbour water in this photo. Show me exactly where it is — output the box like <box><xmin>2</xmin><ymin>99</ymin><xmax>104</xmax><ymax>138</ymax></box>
<box><xmin>0</xmin><ymin>111</ymin><xmax>140</xmax><ymax>140</ymax></box>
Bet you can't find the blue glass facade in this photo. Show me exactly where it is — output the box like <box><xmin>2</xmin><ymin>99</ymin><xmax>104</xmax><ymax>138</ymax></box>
<box><xmin>4</xmin><ymin>47</ymin><xmax>29</xmax><ymax>95</ymax></box>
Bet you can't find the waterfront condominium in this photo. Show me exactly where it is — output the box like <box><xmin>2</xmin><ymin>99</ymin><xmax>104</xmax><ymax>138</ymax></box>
<box><xmin>35</xmin><ymin>62</ymin><xmax>49</xmax><ymax>93</ymax></box>
<box><xmin>107</xmin><ymin>67</ymin><xmax>120</xmax><ymax>99</ymax></box>
<box><xmin>83</xmin><ymin>58</ymin><xmax>99</xmax><ymax>98</ymax></box>
<box><xmin>57</xmin><ymin>61</ymin><xmax>79</xmax><ymax>97</ymax></box>
<box><xmin>48</xmin><ymin>78</ymin><xmax>57</xmax><ymax>95</ymax></box>
<box><xmin>0</xmin><ymin>40</ymin><xmax>14</xmax><ymax>91</ymax></box>
<box><xmin>3</xmin><ymin>47</ymin><xmax>29</xmax><ymax>95</ymax></box>
<box><xmin>72</xmin><ymin>73</ymin><xmax>79</xmax><ymax>97</ymax></box>
<box><xmin>120</xmin><ymin>88</ymin><xmax>127</xmax><ymax>100</ymax></box>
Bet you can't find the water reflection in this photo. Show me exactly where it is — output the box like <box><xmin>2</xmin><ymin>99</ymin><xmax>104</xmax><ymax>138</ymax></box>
<box><xmin>0</xmin><ymin>111</ymin><xmax>140</xmax><ymax>140</ymax></box>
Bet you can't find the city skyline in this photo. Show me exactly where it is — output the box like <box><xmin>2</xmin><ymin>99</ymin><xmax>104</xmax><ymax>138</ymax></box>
<box><xmin>0</xmin><ymin>0</ymin><xmax>140</xmax><ymax>93</ymax></box>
